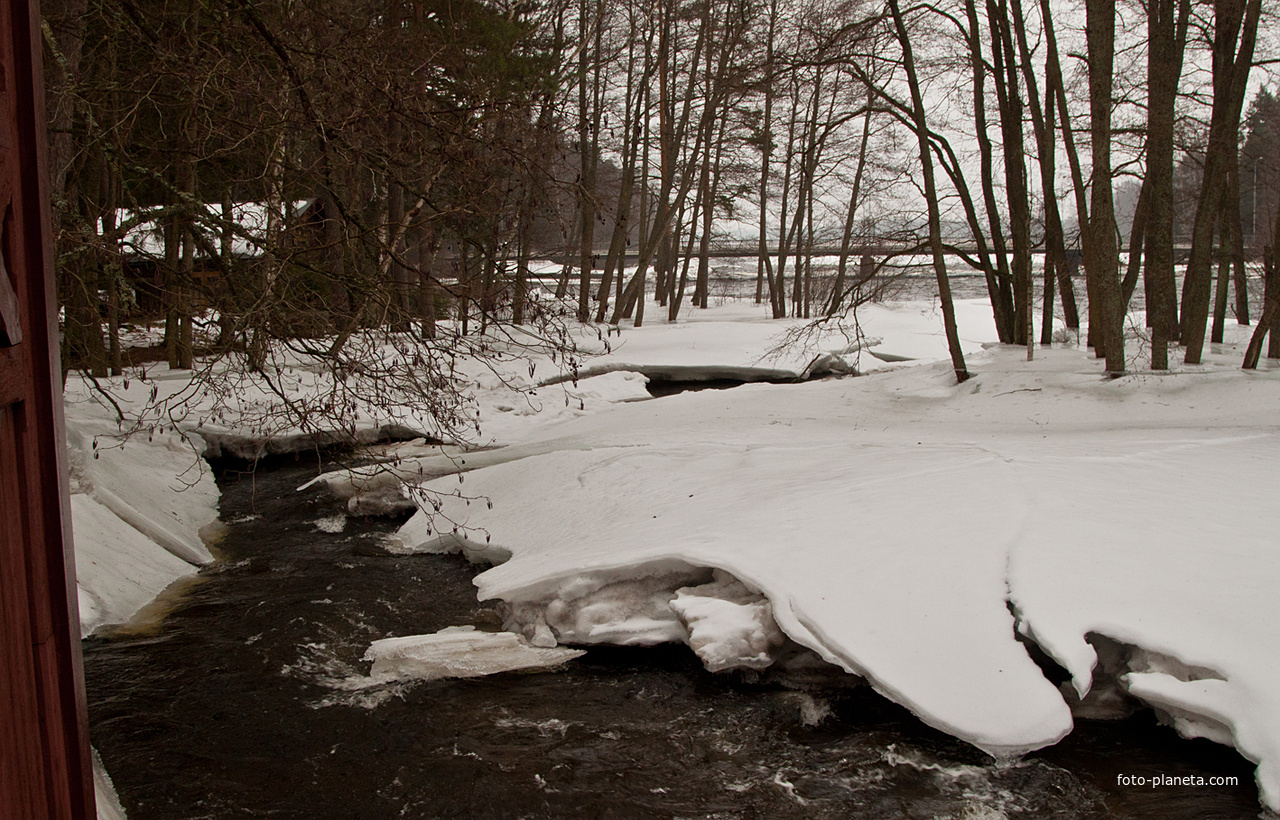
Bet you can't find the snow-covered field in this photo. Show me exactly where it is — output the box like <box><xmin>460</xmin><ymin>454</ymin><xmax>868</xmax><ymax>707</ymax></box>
<box><xmin>69</xmin><ymin>294</ymin><xmax>1280</xmax><ymax>812</ymax></box>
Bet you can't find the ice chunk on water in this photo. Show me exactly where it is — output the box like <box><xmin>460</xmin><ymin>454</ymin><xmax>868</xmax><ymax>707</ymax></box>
<box><xmin>671</xmin><ymin>574</ymin><xmax>785</xmax><ymax>672</ymax></box>
<box><xmin>364</xmin><ymin>626</ymin><xmax>585</xmax><ymax>681</ymax></box>
<box><xmin>504</xmin><ymin>567</ymin><xmax>710</xmax><ymax>647</ymax></box>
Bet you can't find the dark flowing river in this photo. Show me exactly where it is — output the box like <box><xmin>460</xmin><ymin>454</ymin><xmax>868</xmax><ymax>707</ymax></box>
<box><xmin>82</xmin><ymin>455</ymin><xmax>1261</xmax><ymax>819</ymax></box>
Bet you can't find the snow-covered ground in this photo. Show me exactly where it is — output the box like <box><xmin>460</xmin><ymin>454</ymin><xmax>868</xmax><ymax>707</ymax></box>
<box><xmin>387</xmin><ymin>299</ymin><xmax>1280</xmax><ymax>811</ymax></box>
<box><xmin>65</xmin><ymin>388</ymin><xmax>219</xmax><ymax>635</ymax></box>
<box><xmin>69</xmin><ymin>293</ymin><xmax>1280</xmax><ymax>812</ymax></box>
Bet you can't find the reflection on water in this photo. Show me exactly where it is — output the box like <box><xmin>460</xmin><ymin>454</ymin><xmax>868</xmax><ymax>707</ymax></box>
<box><xmin>83</xmin><ymin>458</ymin><xmax>1261</xmax><ymax>819</ymax></box>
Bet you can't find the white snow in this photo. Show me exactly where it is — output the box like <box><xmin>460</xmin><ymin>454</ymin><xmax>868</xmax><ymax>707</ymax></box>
<box><xmin>92</xmin><ymin>747</ymin><xmax>127</xmax><ymax>820</ymax></box>
<box><xmin>69</xmin><ymin>286</ymin><xmax>1280</xmax><ymax>811</ymax></box>
<box><xmin>70</xmin><ymin>494</ymin><xmax>196</xmax><ymax>634</ymax></box>
<box><xmin>383</xmin><ymin>299</ymin><xmax>1280</xmax><ymax>808</ymax></box>
<box><xmin>64</xmin><ymin>389</ymin><xmax>221</xmax><ymax>635</ymax></box>
<box><xmin>1006</xmin><ymin>427</ymin><xmax>1280</xmax><ymax>805</ymax></box>
<box><xmin>671</xmin><ymin>573</ymin><xmax>786</xmax><ymax>672</ymax></box>
<box><xmin>363</xmin><ymin>625</ymin><xmax>585</xmax><ymax>681</ymax></box>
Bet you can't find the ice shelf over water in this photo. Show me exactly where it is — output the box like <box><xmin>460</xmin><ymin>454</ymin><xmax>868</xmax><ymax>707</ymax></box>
<box><xmin>386</xmin><ymin>313</ymin><xmax>1280</xmax><ymax>810</ymax></box>
<box><xmin>69</xmin><ymin>295</ymin><xmax>1280</xmax><ymax>812</ymax></box>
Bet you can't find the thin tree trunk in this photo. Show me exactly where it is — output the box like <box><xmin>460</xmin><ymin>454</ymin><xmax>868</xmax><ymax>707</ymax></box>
<box><xmin>967</xmin><ymin>0</ymin><xmax>1015</xmax><ymax>342</ymax></box>
<box><xmin>595</xmin><ymin>26</ymin><xmax>641</xmax><ymax>323</ymax></box>
<box><xmin>756</xmin><ymin>0</ymin><xmax>778</xmax><ymax>306</ymax></box>
<box><xmin>828</xmin><ymin>102</ymin><xmax>873</xmax><ymax>316</ymax></box>
<box><xmin>576</xmin><ymin>0</ymin><xmax>599</xmax><ymax>322</ymax></box>
<box><xmin>1041</xmin><ymin>0</ymin><xmax>1094</xmax><ymax>348</ymax></box>
<box><xmin>772</xmin><ymin>76</ymin><xmax>800</xmax><ymax>319</ymax></box>
<box><xmin>1242</xmin><ymin>213</ymin><xmax>1280</xmax><ymax>367</ymax></box>
<box><xmin>890</xmin><ymin>0</ymin><xmax>968</xmax><ymax>382</ymax></box>
<box><xmin>419</xmin><ymin>226</ymin><xmax>438</xmax><ymax>339</ymax></box>
<box><xmin>1010</xmin><ymin>0</ymin><xmax>1076</xmax><ymax>340</ymax></box>
<box><xmin>164</xmin><ymin>193</ymin><xmax>181</xmax><ymax>370</ymax></box>
<box><xmin>102</xmin><ymin>164</ymin><xmax>122</xmax><ymax>375</ymax></box>
<box><xmin>1181</xmin><ymin>0</ymin><xmax>1262</xmax><ymax>364</ymax></box>
<box><xmin>990</xmin><ymin>0</ymin><xmax>1033</xmax><ymax>350</ymax></box>
<box><xmin>1227</xmin><ymin>155</ymin><xmax>1250</xmax><ymax>324</ymax></box>
<box><xmin>1121</xmin><ymin>179</ymin><xmax>1150</xmax><ymax>310</ymax></box>
<box><xmin>1212</xmin><ymin>207</ymin><xmax>1232</xmax><ymax>344</ymax></box>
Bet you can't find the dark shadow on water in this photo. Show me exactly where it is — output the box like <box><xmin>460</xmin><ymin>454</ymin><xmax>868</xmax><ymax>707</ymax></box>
<box><xmin>83</xmin><ymin>458</ymin><xmax>1264</xmax><ymax>819</ymax></box>
<box><xmin>645</xmin><ymin>377</ymin><xmax>799</xmax><ymax>398</ymax></box>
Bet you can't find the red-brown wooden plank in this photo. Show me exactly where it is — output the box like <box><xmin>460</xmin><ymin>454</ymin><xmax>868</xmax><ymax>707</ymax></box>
<box><xmin>0</xmin><ymin>0</ymin><xmax>96</xmax><ymax>817</ymax></box>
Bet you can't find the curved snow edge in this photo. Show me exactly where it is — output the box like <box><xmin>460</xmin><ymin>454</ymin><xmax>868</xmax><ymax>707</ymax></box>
<box><xmin>408</xmin><ymin>536</ymin><xmax>1069</xmax><ymax>759</ymax></box>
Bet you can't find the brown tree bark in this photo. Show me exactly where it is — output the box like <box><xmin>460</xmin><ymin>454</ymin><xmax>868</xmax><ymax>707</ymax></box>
<box><xmin>1085</xmin><ymin>0</ymin><xmax>1125</xmax><ymax>372</ymax></box>
<box><xmin>1144</xmin><ymin>0</ymin><xmax>1191</xmax><ymax>369</ymax></box>
<box><xmin>890</xmin><ymin>0</ymin><xmax>968</xmax><ymax>382</ymax></box>
<box><xmin>1181</xmin><ymin>0</ymin><xmax>1263</xmax><ymax>364</ymax></box>
<box><xmin>965</xmin><ymin>0</ymin><xmax>1014</xmax><ymax>342</ymax></box>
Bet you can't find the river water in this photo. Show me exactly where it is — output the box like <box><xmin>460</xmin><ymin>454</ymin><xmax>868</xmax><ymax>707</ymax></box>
<box><xmin>82</xmin><ymin>455</ymin><xmax>1262</xmax><ymax>819</ymax></box>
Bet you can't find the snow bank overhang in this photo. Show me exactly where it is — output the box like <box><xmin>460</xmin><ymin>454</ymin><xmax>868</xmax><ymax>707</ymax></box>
<box><xmin>540</xmin><ymin>362</ymin><xmax>805</xmax><ymax>386</ymax></box>
<box><xmin>475</xmin><ymin>552</ymin><xmax>1071</xmax><ymax>758</ymax></box>
<box><xmin>1004</xmin><ymin>432</ymin><xmax>1280</xmax><ymax>811</ymax></box>
<box><xmin>537</xmin><ymin>350</ymin><xmax>863</xmax><ymax>387</ymax></box>
<box><xmin>199</xmin><ymin>422</ymin><xmax>426</xmax><ymax>462</ymax></box>
<box><xmin>393</xmin><ymin>442</ymin><xmax>1075</xmax><ymax>760</ymax></box>
<box><xmin>384</xmin><ymin>366</ymin><xmax>1280</xmax><ymax>809</ymax></box>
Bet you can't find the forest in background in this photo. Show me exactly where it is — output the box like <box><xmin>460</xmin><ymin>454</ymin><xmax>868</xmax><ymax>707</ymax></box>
<box><xmin>40</xmin><ymin>0</ymin><xmax>1280</xmax><ymax>410</ymax></box>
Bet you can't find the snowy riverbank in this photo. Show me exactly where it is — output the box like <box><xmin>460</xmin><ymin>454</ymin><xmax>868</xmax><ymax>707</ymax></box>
<box><xmin>70</xmin><ymin>295</ymin><xmax>1280</xmax><ymax>813</ymax></box>
<box><xmin>387</xmin><ymin>302</ymin><xmax>1280</xmax><ymax>811</ymax></box>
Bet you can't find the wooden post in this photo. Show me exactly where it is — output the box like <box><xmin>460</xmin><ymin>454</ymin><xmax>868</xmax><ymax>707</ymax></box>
<box><xmin>0</xmin><ymin>1</ymin><xmax>97</xmax><ymax>817</ymax></box>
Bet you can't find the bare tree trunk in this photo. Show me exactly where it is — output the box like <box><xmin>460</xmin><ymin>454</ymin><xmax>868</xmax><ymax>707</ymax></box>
<box><xmin>1010</xmin><ymin>0</ymin><xmax>1077</xmax><ymax>340</ymax></box>
<box><xmin>1181</xmin><ymin>0</ymin><xmax>1262</xmax><ymax>364</ymax></box>
<box><xmin>756</xmin><ymin>0</ymin><xmax>779</xmax><ymax>306</ymax></box>
<box><xmin>1212</xmin><ymin>206</ymin><xmax>1232</xmax><ymax>344</ymax></box>
<box><xmin>1243</xmin><ymin>211</ymin><xmax>1280</xmax><ymax>367</ymax></box>
<box><xmin>890</xmin><ymin>0</ymin><xmax>967</xmax><ymax>382</ymax></box>
<box><xmin>596</xmin><ymin>22</ymin><xmax>643</xmax><ymax>323</ymax></box>
<box><xmin>1144</xmin><ymin>0</ymin><xmax>1191</xmax><ymax>368</ymax></box>
<box><xmin>1121</xmin><ymin>179</ymin><xmax>1150</xmax><ymax>310</ymax></box>
<box><xmin>1085</xmin><ymin>0</ymin><xmax>1125</xmax><ymax>372</ymax></box>
<box><xmin>164</xmin><ymin>190</ymin><xmax>181</xmax><ymax>370</ymax></box>
<box><xmin>102</xmin><ymin>162</ymin><xmax>123</xmax><ymax>375</ymax></box>
<box><xmin>1040</xmin><ymin>0</ymin><xmax>1094</xmax><ymax>349</ymax></box>
<box><xmin>772</xmin><ymin>76</ymin><xmax>799</xmax><ymax>320</ymax></box>
<box><xmin>828</xmin><ymin>101</ymin><xmax>873</xmax><ymax>316</ymax></box>
<box><xmin>1227</xmin><ymin>155</ymin><xmax>1250</xmax><ymax>324</ymax></box>
<box><xmin>418</xmin><ymin>226</ymin><xmax>438</xmax><ymax>340</ymax></box>
<box><xmin>790</xmin><ymin>77</ymin><xmax>821</xmax><ymax>319</ymax></box>
<box><xmin>696</xmin><ymin>109</ymin><xmax>727</xmax><ymax>310</ymax></box>
<box><xmin>670</xmin><ymin>197</ymin><xmax>704</xmax><ymax>320</ymax></box>
<box><xmin>178</xmin><ymin>179</ymin><xmax>195</xmax><ymax>370</ymax></box>
<box><xmin>217</xmin><ymin>187</ymin><xmax>237</xmax><ymax>350</ymax></box>
<box><xmin>989</xmin><ymin>0</ymin><xmax>1033</xmax><ymax>350</ymax></box>
<box><xmin>575</xmin><ymin>0</ymin><xmax>600</xmax><ymax>323</ymax></box>
<box><xmin>966</xmin><ymin>0</ymin><xmax>1015</xmax><ymax>343</ymax></box>
<box><xmin>556</xmin><ymin>220</ymin><xmax>578</xmax><ymax>300</ymax></box>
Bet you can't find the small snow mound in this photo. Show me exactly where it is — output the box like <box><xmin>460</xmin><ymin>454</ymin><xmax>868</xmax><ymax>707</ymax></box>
<box><xmin>671</xmin><ymin>573</ymin><xmax>786</xmax><ymax>672</ymax></box>
<box><xmin>1123</xmin><ymin>673</ymin><xmax>1237</xmax><ymax>747</ymax></box>
<box><xmin>497</xmin><ymin>562</ymin><xmax>794</xmax><ymax>674</ymax></box>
